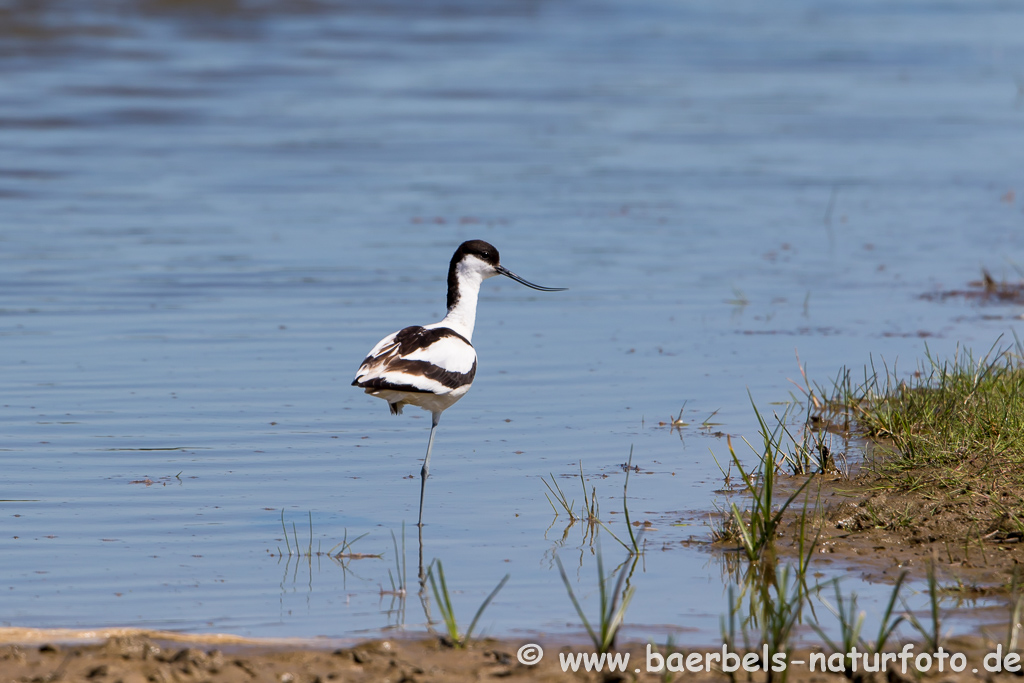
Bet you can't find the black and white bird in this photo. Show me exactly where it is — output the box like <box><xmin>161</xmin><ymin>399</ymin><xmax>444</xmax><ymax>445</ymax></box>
<box><xmin>353</xmin><ymin>240</ymin><xmax>565</xmax><ymax>526</ymax></box>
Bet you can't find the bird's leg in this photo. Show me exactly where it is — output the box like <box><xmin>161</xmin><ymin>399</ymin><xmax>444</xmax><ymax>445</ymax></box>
<box><xmin>417</xmin><ymin>411</ymin><xmax>441</xmax><ymax>528</ymax></box>
<box><xmin>417</xmin><ymin>520</ymin><xmax>426</xmax><ymax>586</ymax></box>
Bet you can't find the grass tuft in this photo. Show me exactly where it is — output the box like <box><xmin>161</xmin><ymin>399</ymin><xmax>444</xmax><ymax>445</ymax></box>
<box><xmin>837</xmin><ymin>341</ymin><xmax>1024</xmax><ymax>477</ymax></box>
<box><xmin>425</xmin><ymin>559</ymin><xmax>509</xmax><ymax>648</ymax></box>
<box><xmin>811</xmin><ymin>573</ymin><xmax>906</xmax><ymax>677</ymax></box>
<box><xmin>555</xmin><ymin>544</ymin><xmax>637</xmax><ymax>654</ymax></box>
<box><xmin>381</xmin><ymin>523</ymin><xmax>407</xmax><ymax>597</ymax></box>
<box><xmin>901</xmin><ymin>560</ymin><xmax>945</xmax><ymax>652</ymax></box>
<box><xmin>542</xmin><ymin>473</ymin><xmax>577</xmax><ymax>521</ymax></box>
<box><xmin>711</xmin><ymin>400</ymin><xmax>814</xmax><ymax>564</ymax></box>
<box><xmin>542</xmin><ymin>453</ymin><xmax>647</xmax><ymax>554</ymax></box>
<box><xmin>278</xmin><ymin>510</ymin><xmax>321</xmax><ymax>558</ymax></box>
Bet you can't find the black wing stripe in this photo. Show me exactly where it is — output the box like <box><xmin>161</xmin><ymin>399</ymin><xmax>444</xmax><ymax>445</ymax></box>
<box><xmin>354</xmin><ymin>325</ymin><xmax>476</xmax><ymax>389</ymax></box>
<box><xmin>392</xmin><ymin>326</ymin><xmax>471</xmax><ymax>352</ymax></box>
<box><xmin>355</xmin><ymin>358</ymin><xmax>477</xmax><ymax>392</ymax></box>
<box><xmin>357</xmin><ymin>378</ymin><xmax>434</xmax><ymax>394</ymax></box>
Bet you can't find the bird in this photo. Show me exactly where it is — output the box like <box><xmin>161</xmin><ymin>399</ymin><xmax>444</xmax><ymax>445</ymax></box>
<box><xmin>353</xmin><ymin>239</ymin><xmax>566</xmax><ymax>526</ymax></box>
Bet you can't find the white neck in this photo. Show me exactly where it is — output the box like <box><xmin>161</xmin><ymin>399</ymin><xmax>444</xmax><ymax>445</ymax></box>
<box><xmin>437</xmin><ymin>262</ymin><xmax>487</xmax><ymax>341</ymax></box>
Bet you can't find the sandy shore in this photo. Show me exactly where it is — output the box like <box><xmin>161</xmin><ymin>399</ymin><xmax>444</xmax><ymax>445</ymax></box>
<box><xmin>5</xmin><ymin>627</ymin><xmax>1024</xmax><ymax>683</ymax></box>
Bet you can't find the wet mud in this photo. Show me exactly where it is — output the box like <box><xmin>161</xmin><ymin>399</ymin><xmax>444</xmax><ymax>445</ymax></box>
<box><xmin>3</xmin><ymin>629</ymin><xmax>1023</xmax><ymax>683</ymax></box>
<box><xmin>922</xmin><ymin>270</ymin><xmax>1024</xmax><ymax>306</ymax></box>
<box><xmin>774</xmin><ymin>460</ymin><xmax>1024</xmax><ymax>593</ymax></box>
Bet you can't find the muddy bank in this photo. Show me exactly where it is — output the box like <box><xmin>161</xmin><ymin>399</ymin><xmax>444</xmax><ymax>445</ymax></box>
<box><xmin>773</xmin><ymin>456</ymin><xmax>1024</xmax><ymax>592</ymax></box>
<box><xmin>3</xmin><ymin>628</ymin><xmax>1024</xmax><ymax>683</ymax></box>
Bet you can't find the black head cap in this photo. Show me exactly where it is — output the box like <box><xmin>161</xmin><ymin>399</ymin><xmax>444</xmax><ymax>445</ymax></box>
<box><xmin>447</xmin><ymin>240</ymin><xmax>500</xmax><ymax>310</ymax></box>
<box><xmin>452</xmin><ymin>240</ymin><xmax>500</xmax><ymax>267</ymax></box>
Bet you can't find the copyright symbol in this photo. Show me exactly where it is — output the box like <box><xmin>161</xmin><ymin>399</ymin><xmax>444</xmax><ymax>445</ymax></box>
<box><xmin>517</xmin><ymin>643</ymin><xmax>544</xmax><ymax>665</ymax></box>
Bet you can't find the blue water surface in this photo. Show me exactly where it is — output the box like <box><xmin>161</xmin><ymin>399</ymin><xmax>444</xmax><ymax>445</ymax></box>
<box><xmin>2</xmin><ymin>0</ymin><xmax>1024</xmax><ymax>644</ymax></box>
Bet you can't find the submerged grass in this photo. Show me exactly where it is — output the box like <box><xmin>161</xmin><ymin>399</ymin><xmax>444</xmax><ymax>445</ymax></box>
<box><xmin>278</xmin><ymin>510</ymin><xmax>318</xmax><ymax>558</ymax></box>
<box><xmin>901</xmin><ymin>561</ymin><xmax>945</xmax><ymax>652</ymax></box>
<box><xmin>274</xmin><ymin>510</ymin><xmax>380</xmax><ymax>568</ymax></box>
<box><xmin>541</xmin><ymin>461</ymin><xmax>600</xmax><ymax>543</ymax></box>
<box><xmin>811</xmin><ymin>572</ymin><xmax>906</xmax><ymax>677</ymax></box>
<box><xmin>542</xmin><ymin>472</ymin><xmax>577</xmax><ymax>521</ymax></box>
<box><xmin>721</xmin><ymin>560</ymin><xmax>814</xmax><ymax>683</ymax></box>
<box><xmin>382</xmin><ymin>524</ymin><xmax>407</xmax><ymax>597</ymax></box>
<box><xmin>711</xmin><ymin>400</ymin><xmax>814</xmax><ymax>565</ymax></box>
<box><xmin>555</xmin><ymin>542</ymin><xmax>637</xmax><ymax>654</ymax></box>
<box><xmin>425</xmin><ymin>559</ymin><xmax>509</xmax><ymax>648</ymax></box>
<box><xmin>542</xmin><ymin>452</ymin><xmax>646</xmax><ymax>555</ymax></box>
<box><xmin>1005</xmin><ymin>572</ymin><xmax>1024</xmax><ymax>652</ymax></box>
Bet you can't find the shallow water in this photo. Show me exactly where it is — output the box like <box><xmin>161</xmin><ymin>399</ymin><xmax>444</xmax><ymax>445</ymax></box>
<box><xmin>3</xmin><ymin>0</ymin><xmax>1024</xmax><ymax>644</ymax></box>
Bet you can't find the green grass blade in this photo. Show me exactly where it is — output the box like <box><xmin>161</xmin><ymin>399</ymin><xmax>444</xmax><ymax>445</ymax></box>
<box><xmin>555</xmin><ymin>555</ymin><xmax>599</xmax><ymax>648</ymax></box>
<box><xmin>464</xmin><ymin>574</ymin><xmax>510</xmax><ymax>642</ymax></box>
